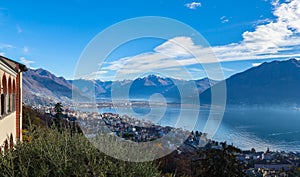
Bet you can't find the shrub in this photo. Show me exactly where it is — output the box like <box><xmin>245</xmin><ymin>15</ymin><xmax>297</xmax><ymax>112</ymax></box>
<box><xmin>0</xmin><ymin>126</ymin><xmax>160</xmax><ymax>177</ymax></box>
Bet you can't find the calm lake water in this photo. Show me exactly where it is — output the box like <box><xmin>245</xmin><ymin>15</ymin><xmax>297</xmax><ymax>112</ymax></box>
<box><xmin>79</xmin><ymin>105</ymin><xmax>300</xmax><ymax>152</ymax></box>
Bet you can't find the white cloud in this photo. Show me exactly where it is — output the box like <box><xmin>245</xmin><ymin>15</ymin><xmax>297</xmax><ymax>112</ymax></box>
<box><xmin>272</xmin><ymin>0</ymin><xmax>280</xmax><ymax>7</ymax></box>
<box><xmin>81</xmin><ymin>70</ymin><xmax>109</xmax><ymax>80</ymax></box>
<box><xmin>252</xmin><ymin>63</ymin><xmax>262</xmax><ymax>67</ymax></box>
<box><xmin>16</xmin><ymin>24</ymin><xmax>23</xmax><ymax>33</ymax></box>
<box><xmin>101</xmin><ymin>36</ymin><xmax>222</xmax><ymax>80</ymax></box>
<box><xmin>0</xmin><ymin>52</ymin><xmax>5</xmax><ymax>56</ymax></box>
<box><xmin>254</xmin><ymin>18</ymin><xmax>272</xmax><ymax>25</ymax></box>
<box><xmin>154</xmin><ymin>36</ymin><xmax>199</xmax><ymax>58</ymax></box>
<box><xmin>185</xmin><ymin>2</ymin><xmax>201</xmax><ymax>10</ymax></box>
<box><xmin>20</xmin><ymin>57</ymin><xmax>34</xmax><ymax>68</ymax></box>
<box><xmin>102</xmin><ymin>37</ymin><xmax>200</xmax><ymax>73</ymax></box>
<box><xmin>220</xmin><ymin>16</ymin><xmax>229</xmax><ymax>23</ymax></box>
<box><xmin>211</xmin><ymin>0</ymin><xmax>300</xmax><ymax>61</ymax></box>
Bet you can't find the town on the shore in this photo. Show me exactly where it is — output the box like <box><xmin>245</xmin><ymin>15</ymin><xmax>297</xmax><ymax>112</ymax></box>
<box><xmin>32</xmin><ymin>104</ymin><xmax>300</xmax><ymax>176</ymax></box>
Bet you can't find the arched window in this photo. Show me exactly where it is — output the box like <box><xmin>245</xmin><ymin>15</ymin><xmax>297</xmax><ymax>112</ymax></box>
<box><xmin>1</xmin><ymin>74</ymin><xmax>7</xmax><ymax>116</ymax></box>
<box><xmin>8</xmin><ymin>77</ymin><xmax>11</xmax><ymax>113</ymax></box>
<box><xmin>12</xmin><ymin>80</ymin><xmax>16</xmax><ymax>112</ymax></box>
<box><xmin>0</xmin><ymin>94</ymin><xmax>4</xmax><ymax>116</ymax></box>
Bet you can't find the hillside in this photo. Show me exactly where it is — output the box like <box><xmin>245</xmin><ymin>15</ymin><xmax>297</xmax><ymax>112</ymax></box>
<box><xmin>23</xmin><ymin>68</ymin><xmax>73</xmax><ymax>105</ymax></box>
<box><xmin>200</xmin><ymin>59</ymin><xmax>300</xmax><ymax>105</ymax></box>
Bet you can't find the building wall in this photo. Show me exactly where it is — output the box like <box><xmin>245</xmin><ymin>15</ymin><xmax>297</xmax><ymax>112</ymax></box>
<box><xmin>16</xmin><ymin>72</ymin><xmax>22</xmax><ymax>140</ymax></box>
<box><xmin>0</xmin><ymin>112</ymin><xmax>16</xmax><ymax>145</ymax></box>
<box><xmin>0</xmin><ymin>62</ymin><xmax>19</xmax><ymax>147</ymax></box>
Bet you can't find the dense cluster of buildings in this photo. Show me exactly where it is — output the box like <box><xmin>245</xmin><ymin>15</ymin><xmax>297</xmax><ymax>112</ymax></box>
<box><xmin>72</xmin><ymin>111</ymin><xmax>188</xmax><ymax>145</ymax></box>
<box><xmin>186</xmin><ymin>130</ymin><xmax>300</xmax><ymax>175</ymax></box>
<box><xmin>237</xmin><ymin>148</ymin><xmax>300</xmax><ymax>176</ymax></box>
<box><xmin>101</xmin><ymin>113</ymin><xmax>174</xmax><ymax>142</ymax></box>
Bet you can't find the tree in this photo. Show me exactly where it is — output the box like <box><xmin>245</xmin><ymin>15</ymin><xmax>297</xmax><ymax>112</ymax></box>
<box><xmin>192</xmin><ymin>148</ymin><xmax>245</xmax><ymax>177</ymax></box>
<box><xmin>9</xmin><ymin>134</ymin><xmax>13</xmax><ymax>149</ymax></box>
<box><xmin>54</xmin><ymin>103</ymin><xmax>63</xmax><ymax>119</ymax></box>
<box><xmin>4</xmin><ymin>139</ymin><xmax>8</xmax><ymax>153</ymax></box>
<box><xmin>54</xmin><ymin>102</ymin><xmax>63</xmax><ymax>130</ymax></box>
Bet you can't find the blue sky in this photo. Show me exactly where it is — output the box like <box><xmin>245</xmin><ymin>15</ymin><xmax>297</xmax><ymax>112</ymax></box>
<box><xmin>0</xmin><ymin>0</ymin><xmax>300</xmax><ymax>80</ymax></box>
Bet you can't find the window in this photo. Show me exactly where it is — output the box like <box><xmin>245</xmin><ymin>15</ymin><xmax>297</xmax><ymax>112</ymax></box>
<box><xmin>0</xmin><ymin>75</ymin><xmax>16</xmax><ymax>116</ymax></box>
<box><xmin>8</xmin><ymin>77</ymin><xmax>11</xmax><ymax>113</ymax></box>
<box><xmin>12</xmin><ymin>80</ymin><xmax>16</xmax><ymax>112</ymax></box>
<box><xmin>1</xmin><ymin>94</ymin><xmax>4</xmax><ymax>116</ymax></box>
<box><xmin>1</xmin><ymin>74</ymin><xmax>7</xmax><ymax>116</ymax></box>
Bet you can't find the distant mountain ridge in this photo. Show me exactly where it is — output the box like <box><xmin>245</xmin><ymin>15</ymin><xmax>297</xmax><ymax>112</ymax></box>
<box><xmin>23</xmin><ymin>69</ymin><xmax>215</xmax><ymax>105</ymax></box>
<box><xmin>200</xmin><ymin>58</ymin><xmax>300</xmax><ymax>105</ymax></box>
<box><xmin>72</xmin><ymin>75</ymin><xmax>216</xmax><ymax>102</ymax></box>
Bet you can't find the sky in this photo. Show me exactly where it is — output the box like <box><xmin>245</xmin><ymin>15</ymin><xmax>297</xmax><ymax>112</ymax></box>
<box><xmin>0</xmin><ymin>0</ymin><xmax>300</xmax><ymax>80</ymax></box>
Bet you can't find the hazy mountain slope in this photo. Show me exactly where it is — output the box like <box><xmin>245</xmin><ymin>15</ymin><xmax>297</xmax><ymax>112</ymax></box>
<box><xmin>200</xmin><ymin>59</ymin><xmax>300</xmax><ymax>105</ymax></box>
<box><xmin>23</xmin><ymin>68</ymin><xmax>73</xmax><ymax>105</ymax></box>
<box><xmin>72</xmin><ymin>75</ymin><xmax>216</xmax><ymax>103</ymax></box>
<box><xmin>23</xmin><ymin>68</ymin><xmax>215</xmax><ymax>105</ymax></box>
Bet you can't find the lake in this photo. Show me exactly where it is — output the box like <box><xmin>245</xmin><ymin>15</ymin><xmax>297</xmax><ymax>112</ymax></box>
<box><xmin>79</xmin><ymin>104</ymin><xmax>300</xmax><ymax>152</ymax></box>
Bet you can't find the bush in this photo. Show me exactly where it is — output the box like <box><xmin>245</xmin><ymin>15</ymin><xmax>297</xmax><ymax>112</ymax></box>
<box><xmin>0</xmin><ymin>126</ymin><xmax>160</xmax><ymax>177</ymax></box>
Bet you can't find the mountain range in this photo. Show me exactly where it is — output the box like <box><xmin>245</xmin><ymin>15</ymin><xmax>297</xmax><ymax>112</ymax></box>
<box><xmin>23</xmin><ymin>68</ymin><xmax>73</xmax><ymax>105</ymax></box>
<box><xmin>23</xmin><ymin>69</ymin><xmax>216</xmax><ymax>105</ymax></box>
<box><xmin>71</xmin><ymin>75</ymin><xmax>216</xmax><ymax>102</ymax></box>
<box><xmin>23</xmin><ymin>58</ymin><xmax>300</xmax><ymax>106</ymax></box>
<box><xmin>200</xmin><ymin>58</ymin><xmax>300</xmax><ymax>105</ymax></box>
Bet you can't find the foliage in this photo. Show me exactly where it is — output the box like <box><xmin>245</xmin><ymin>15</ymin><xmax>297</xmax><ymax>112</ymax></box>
<box><xmin>157</xmin><ymin>142</ymin><xmax>245</xmax><ymax>177</ymax></box>
<box><xmin>23</xmin><ymin>105</ymin><xmax>48</xmax><ymax>129</ymax></box>
<box><xmin>0</xmin><ymin>126</ymin><xmax>161</xmax><ymax>177</ymax></box>
<box><xmin>54</xmin><ymin>102</ymin><xmax>63</xmax><ymax>129</ymax></box>
<box><xmin>0</xmin><ymin>105</ymin><xmax>161</xmax><ymax>176</ymax></box>
<box><xmin>191</xmin><ymin>148</ymin><xmax>245</xmax><ymax>177</ymax></box>
<box><xmin>54</xmin><ymin>102</ymin><xmax>63</xmax><ymax>119</ymax></box>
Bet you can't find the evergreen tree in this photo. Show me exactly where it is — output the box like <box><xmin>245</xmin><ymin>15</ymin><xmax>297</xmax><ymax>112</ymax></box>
<box><xmin>54</xmin><ymin>102</ymin><xmax>63</xmax><ymax>130</ymax></box>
